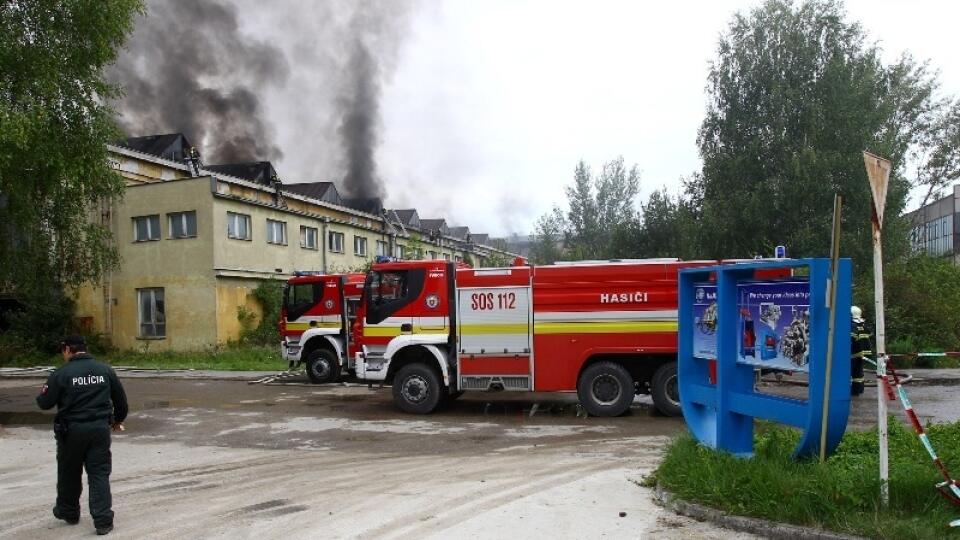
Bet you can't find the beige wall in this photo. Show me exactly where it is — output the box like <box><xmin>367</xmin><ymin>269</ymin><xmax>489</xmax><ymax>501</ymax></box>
<box><xmin>75</xmin><ymin>177</ymin><xmax>218</xmax><ymax>351</ymax></box>
<box><xmin>215</xmin><ymin>277</ymin><xmax>268</xmax><ymax>345</ymax></box>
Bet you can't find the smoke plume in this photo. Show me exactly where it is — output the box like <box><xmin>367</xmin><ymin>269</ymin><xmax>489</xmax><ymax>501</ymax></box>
<box><xmin>334</xmin><ymin>4</ymin><xmax>414</xmax><ymax>199</ymax></box>
<box><xmin>338</xmin><ymin>40</ymin><xmax>382</xmax><ymax>199</ymax></box>
<box><xmin>110</xmin><ymin>0</ymin><xmax>290</xmax><ymax>164</ymax></box>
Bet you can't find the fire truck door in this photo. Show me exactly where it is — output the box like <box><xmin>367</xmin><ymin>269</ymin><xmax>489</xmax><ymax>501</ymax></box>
<box><xmin>457</xmin><ymin>286</ymin><xmax>532</xmax><ymax>390</ymax></box>
<box><xmin>362</xmin><ymin>269</ymin><xmax>422</xmax><ymax>357</ymax></box>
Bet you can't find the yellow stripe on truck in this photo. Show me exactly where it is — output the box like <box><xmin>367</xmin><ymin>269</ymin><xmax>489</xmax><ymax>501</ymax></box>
<box><xmin>456</xmin><ymin>320</ymin><xmax>678</xmax><ymax>336</ymax></box>
<box><xmin>460</xmin><ymin>323</ymin><xmax>529</xmax><ymax>335</ymax></box>
<box><xmin>286</xmin><ymin>322</ymin><xmax>342</xmax><ymax>331</ymax></box>
<box><xmin>534</xmin><ymin>320</ymin><xmax>678</xmax><ymax>334</ymax></box>
<box><xmin>363</xmin><ymin>327</ymin><xmax>449</xmax><ymax>337</ymax></box>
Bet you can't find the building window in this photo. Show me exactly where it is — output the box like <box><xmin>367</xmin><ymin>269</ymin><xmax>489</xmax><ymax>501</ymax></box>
<box><xmin>133</xmin><ymin>215</ymin><xmax>160</xmax><ymax>242</ymax></box>
<box><xmin>443</xmin><ymin>253</ymin><xmax>451</xmax><ymax>261</ymax></box>
<box><xmin>168</xmin><ymin>211</ymin><xmax>197</xmax><ymax>239</ymax></box>
<box><xmin>376</xmin><ymin>240</ymin><xmax>389</xmax><ymax>257</ymax></box>
<box><xmin>354</xmin><ymin>236</ymin><xmax>367</xmax><ymax>256</ymax></box>
<box><xmin>137</xmin><ymin>288</ymin><xmax>165</xmax><ymax>338</ymax></box>
<box><xmin>427</xmin><ymin>250</ymin><xmax>437</xmax><ymax>259</ymax></box>
<box><xmin>227</xmin><ymin>212</ymin><xmax>251</xmax><ymax>240</ymax></box>
<box><xmin>300</xmin><ymin>226</ymin><xmax>318</xmax><ymax>250</ymax></box>
<box><xmin>267</xmin><ymin>219</ymin><xmax>287</xmax><ymax>245</ymax></box>
<box><xmin>328</xmin><ymin>231</ymin><xmax>344</xmax><ymax>253</ymax></box>
<box><xmin>393</xmin><ymin>244</ymin><xmax>404</xmax><ymax>259</ymax></box>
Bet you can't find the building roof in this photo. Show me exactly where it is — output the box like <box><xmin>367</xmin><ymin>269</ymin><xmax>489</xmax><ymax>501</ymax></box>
<box><xmin>419</xmin><ymin>219</ymin><xmax>449</xmax><ymax>236</ymax></box>
<box><xmin>342</xmin><ymin>197</ymin><xmax>383</xmax><ymax>215</ymax></box>
<box><xmin>390</xmin><ymin>209</ymin><xmax>420</xmax><ymax>228</ymax></box>
<box><xmin>448</xmin><ymin>226</ymin><xmax>471</xmax><ymax>240</ymax></box>
<box><xmin>116</xmin><ymin>133</ymin><xmax>194</xmax><ymax>161</ymax></box>
<box><xmin>284</xmin><ymin>182</ymin><xmax>342</xmax><ymax>205</ymax></box>
<box><xmin>206</xmin><ymin>162</ymin><xmax>278</xmax><ymax>185</ymax></box>
<box><xmin>471</xmin><ymin>233</ymin><xmax>490</xmax><ymax>246</ymax></box>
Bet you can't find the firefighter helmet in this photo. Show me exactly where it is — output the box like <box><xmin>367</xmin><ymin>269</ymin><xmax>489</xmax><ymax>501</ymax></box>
<box><xmin>851</xmin><ymin>305</ymin><xmax>864</xmax><ymax>323</ymax></box>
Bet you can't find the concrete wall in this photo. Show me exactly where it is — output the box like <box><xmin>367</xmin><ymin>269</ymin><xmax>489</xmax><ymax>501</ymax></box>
<box><xmin>75</xmin><ymin>178</ymin><xmax>218</xmax><ymax>351</ymax></box>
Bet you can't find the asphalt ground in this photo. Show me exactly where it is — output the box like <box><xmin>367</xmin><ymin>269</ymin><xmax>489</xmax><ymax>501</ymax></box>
<box><xmin>1</xmin><ymin>368</ymin><xmax>956</xmax><ymax>539</ymax></box>
<box><xmin>0</xmin><ymin>373</ymin><xmax>748</xmax><ymax>539</ymax></box>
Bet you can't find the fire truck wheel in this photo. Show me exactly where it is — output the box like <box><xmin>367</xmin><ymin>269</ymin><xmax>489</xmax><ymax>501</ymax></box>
<box><xmin>651</xmin><ymin>362</ymin><xmax>681</xmax><ymax>417</ymax></box>
<box><xmin>306</xmin><ymin>348</ymin><xmax>340</xmax><ymax>384</ymax></box>
<box><xmin>392</xmin><ymin>363</ymin><xmax>443</xmax><ymax>414</ymax></box>
<box><xmin>577</xmin><ymin>362</ymin><xmax>634</xmax><ymax>417</ymax></box>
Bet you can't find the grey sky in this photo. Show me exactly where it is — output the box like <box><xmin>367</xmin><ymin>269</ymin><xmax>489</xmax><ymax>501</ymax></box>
<box><xmin>237</xmin><ymin>0</ymin><xmax>959</xmax><ymax>237</ymax></box>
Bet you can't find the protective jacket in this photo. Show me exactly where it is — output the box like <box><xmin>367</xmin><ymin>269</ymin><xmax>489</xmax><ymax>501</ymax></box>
<box><xmin>36</xmin><ymin>353</ymin><xmax>128</xmax><ymax>425</ymax></box>
<box><xmin>851</xmin><ymin>320</ymin><xmax>872</xmax><ymax>361</ymax></box>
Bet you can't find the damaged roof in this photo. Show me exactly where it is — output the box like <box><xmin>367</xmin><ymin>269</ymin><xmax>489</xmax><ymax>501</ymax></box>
<box><xmin>284</xmin><ymin>182</ymin><xmax>343</xmax><ymax>206</ymax></box>
<box><xmin>116</xmin><ymin>133</ymin><xmax>194</xmax><ymax>162</ymax></box>
<box><xmin>342</xmin><ymin>197</ymin><xmax>383</xmax><ymax>215</ymax></box>
<box><xmin>206</xmin><ymin>162</ymin><xmax>278</xmax><ymax>185</ymax></box>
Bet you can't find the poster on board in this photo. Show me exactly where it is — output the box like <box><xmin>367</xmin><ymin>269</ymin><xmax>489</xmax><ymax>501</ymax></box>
<box><xmin>692</xmin><ymin>280</ymin><xmax>812</xmax><ymax>372</ymax></box>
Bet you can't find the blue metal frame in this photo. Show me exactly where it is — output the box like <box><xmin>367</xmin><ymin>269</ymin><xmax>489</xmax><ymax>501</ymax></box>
<box><xmin>678</xmin><ymin>258</ymin><xmax>852</xmax><ymax>458</ymax></box>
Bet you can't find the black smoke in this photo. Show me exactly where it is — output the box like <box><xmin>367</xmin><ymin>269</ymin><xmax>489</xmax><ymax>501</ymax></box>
<box><xmin>338</xmin><ymin>39</ymin><xmax>382</xmax><ymax>199</ymax></box>
<box><xmin>334</xmin><ymin>3</ymin><xmax>413</xmax><ymax>201</ymax></box>
<box><xmin>110</xmin><ymin>0</ymin><xmax>289</xmax><ymax>164</ymax></box>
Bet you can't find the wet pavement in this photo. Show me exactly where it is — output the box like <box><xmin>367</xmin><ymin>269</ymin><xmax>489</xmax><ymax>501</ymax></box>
<box><xmin>0</xmin><ymin>374</ymin><xmax>741</xmax><ymax>540</ymax></box>
<box><xmin>2</xmin><ymin>368</ymin><xmax>957</xmax><ymax>539</ymax></box>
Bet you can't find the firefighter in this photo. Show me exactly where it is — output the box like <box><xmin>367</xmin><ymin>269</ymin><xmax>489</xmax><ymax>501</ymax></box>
<box><xmin>36</xmin><ymin>335</ymin><xmax>128</xmax><ymax>535</ymax></box>
<box><xmin>850</xmin><ymin>306</ymin><xmax>871</xmax><ymax>396</ymax></box>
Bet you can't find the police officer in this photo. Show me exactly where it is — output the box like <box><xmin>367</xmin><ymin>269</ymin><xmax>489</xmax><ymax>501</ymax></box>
<box><xmin>36</xmin><ymin>335</ymin><xmax>128</xmax><ymax>535</ymax></box>
<box><xmin>850</xmin><ymin>306</ymin><xmax>871</xmax><ymax>396</ymax></box>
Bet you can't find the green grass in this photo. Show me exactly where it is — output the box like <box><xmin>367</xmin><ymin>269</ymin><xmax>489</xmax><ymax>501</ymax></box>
<box><xmin>653</xmin><ymin>421</ymin><xmax>960</xmax><ymax>539</ymax></box>
<box><xmin>0</xmin><ymin>345</ymin><xmax>283</xmax><ymax>371</ymax></box>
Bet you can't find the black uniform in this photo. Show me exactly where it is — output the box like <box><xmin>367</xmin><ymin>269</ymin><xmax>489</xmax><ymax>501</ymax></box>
<box><xmin>851</xmin><ymin>318</ymin><xmax>871</xmax><ymax>396</ymax></box>
<box><xmin>36</xmin><ymin>353</ymin><xmax>128</xmax><ymax>529</ymax></box>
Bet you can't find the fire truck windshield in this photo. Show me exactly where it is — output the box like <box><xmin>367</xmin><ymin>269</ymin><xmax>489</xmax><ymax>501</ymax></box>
<box><xmin>367</xmin><ymin>271</ymin><xmax>407</xmax><ymax>304</ymax></box>
<box><xmin>363</xmin><ymin>269</ymin><xmax>426</xmax><ymax>324</ymax></box>
<box><xmin>284</xmin><ymin>282</ymin><xmax>321</xmax><ymax>321</ymax></box>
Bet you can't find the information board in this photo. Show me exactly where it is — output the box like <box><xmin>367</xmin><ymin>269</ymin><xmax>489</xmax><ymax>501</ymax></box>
<box><xmin>692</xmin><ymin>280</ymin><xmax>811</xmax><ymax>372</ymax></box>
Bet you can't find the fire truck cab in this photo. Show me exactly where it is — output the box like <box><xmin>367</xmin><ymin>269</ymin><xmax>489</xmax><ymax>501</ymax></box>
<box><xmin>280</xmin><ymin>272</ymin><xmax>365</xmax><ymax>383</ymax></box>
<box><xmin>350</xmin><ymin>258</ymin><xmax>717</xmax><ymax>417</ymax></box>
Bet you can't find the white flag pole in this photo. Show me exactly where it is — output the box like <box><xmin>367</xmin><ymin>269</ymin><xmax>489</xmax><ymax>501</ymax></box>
<box><xmin>863</xmin><ymin>150</ymin><xmax>892</xmax><ymax>506</ymax></box>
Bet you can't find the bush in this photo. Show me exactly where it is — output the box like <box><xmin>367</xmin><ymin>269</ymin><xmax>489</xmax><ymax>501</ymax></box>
<box><xmin>854</xmin><ymin>254</ymin><xmax>960</xmax><ymax>353</ymax></box>
<box><xmin>238</xmin><ymin>280</ymin><xmax>283</xmax><ymax>345</ymax></box>
<box><xmin>4</xmin><ymin>288</ymin><xmax>75</xmax><ymax>354</ymax></box>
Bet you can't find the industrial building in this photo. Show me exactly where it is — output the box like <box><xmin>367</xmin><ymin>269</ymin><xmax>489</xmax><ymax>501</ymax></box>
<box><xmin>904</xmin><ymin>184</ymin><xmax>959</xmax><ymax>260</ymax></box>
<box><xmin>75</xmin><ymin>133</ymin><xmax>515</xmax><ymax>351</ymax></box>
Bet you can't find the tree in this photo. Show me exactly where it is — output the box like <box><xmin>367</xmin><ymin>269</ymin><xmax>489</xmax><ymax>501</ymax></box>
<box><xmin>562</xmin><ymin>157</ymin><xmax>640</xmax><ymax>260</ymax></box>
<box><xmin>0</xmin><ymin>1</ymin><xmax>143</xmax><ymax>295</ymax></box>
<box><xmin>530</xmin><ymin>207</ymin><xmax>566</xmax><ymax>264</ymax></box>
<box><xmin>692</xmin><ymin>0</ymin><xmax>943</xmax><ymax>270</ymax></box>
<box><xmin>913</xmin><ymin>100</ymin><xmax>960</xmax><ymax>208</ymax></box>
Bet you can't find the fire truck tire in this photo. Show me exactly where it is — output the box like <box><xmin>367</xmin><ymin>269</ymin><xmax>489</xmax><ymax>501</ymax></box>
<box><xmin>651</xmin><ymin>362</ymin><xmax>681</xmax><ymax>417</ymax></box>
<box><xmin>577</xmin><ymin>362</ymin><xmax>634</xmax><ymax>417</ymax></box>
<box><xmin>306</xmin><ymin>348</ymin><xmax>340</xmax><ymax>384</ymax></box>
<box><xmin>392</xmin><ymin>363</ymin><xmax>443</xmax><ymax>414</ymax></box>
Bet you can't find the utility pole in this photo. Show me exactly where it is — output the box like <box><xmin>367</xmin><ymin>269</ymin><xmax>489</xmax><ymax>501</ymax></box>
<box><xmin>864</xmin><ymin>150</ymin><xmax>892</xmax><ymax>506</ymax></box>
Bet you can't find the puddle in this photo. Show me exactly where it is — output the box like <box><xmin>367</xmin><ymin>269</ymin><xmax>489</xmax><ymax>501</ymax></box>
<box><xmin>143</xmin><ymin>399</ymin><xmax>171</xmax><ymax>409</ymax></box>
<box><xmin>0</xmin><ymin>411</ymin><xmax>53</xmax><ymax>425</ymax></box>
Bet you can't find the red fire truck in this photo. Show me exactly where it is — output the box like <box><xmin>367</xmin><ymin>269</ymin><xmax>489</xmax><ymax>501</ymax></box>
<box><xmin>346</xmin><ymin>258</ymin><xmax>726</xmax><ymax>417</ymax></box>
<box><xmin>280</xmin><ymin>272</ymin><xmax>365</xmax><ymax>383</ymax></box>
